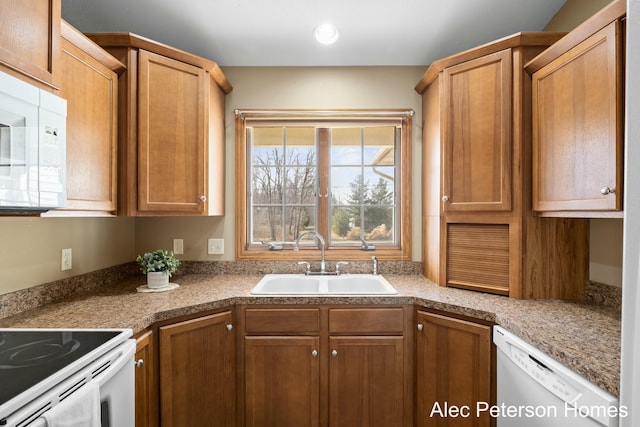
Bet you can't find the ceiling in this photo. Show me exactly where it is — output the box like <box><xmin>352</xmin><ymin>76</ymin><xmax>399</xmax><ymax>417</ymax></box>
<box><xmin>61</xmin><ymin>0</ymin><xmax>566</xmax><ymax>67</ymax></box>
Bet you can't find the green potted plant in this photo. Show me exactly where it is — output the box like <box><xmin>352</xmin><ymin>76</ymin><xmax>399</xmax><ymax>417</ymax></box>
<box><xmin>136</xmin><ymin>249</ymin><xmax>181</xmax><ymax>289</ymax></box>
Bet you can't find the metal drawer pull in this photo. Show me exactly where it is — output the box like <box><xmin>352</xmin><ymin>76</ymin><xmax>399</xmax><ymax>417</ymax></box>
<box><xmin>331</xmin><ymin>349</ymin><xmax>338</xmax><ymax>357</ymax></box>
<box><xmin>226</xmin><ymin>324</ymin><xmax>233</xmax><ymax>331</ymax></box>
<box><xmin>442</xmin><ymin>195</ymin><xmax>449</xmax><ymax>202</ymax></box>
<box><xmin>417</xmin><ymin>323</ymin><xmax>424</xmax><ymax>331</ymax></box>
<box><xmin>312</xmin><ymin>349</ymin><xmax>318</xmax><ymax>358</ymax></box>
<box><xmin>200</xmin><ymin>195</ymin><xmax>207</xmax><ymax>202</ymax></box>
<box><xmin>135</xmin><ymin>359</ymin><xmax>144</xmax><ymax>369</ymax></box>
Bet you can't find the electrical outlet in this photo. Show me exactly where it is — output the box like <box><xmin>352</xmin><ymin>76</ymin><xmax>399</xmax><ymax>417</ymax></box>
<box><xmin>173</xmin><ymin>238</ymin><xmax>184</xmax><ymax>255</ymax></box>
<box><xmin>61</xmin><ymin>248</ymin><xmax>72</xmax><ymax>271</ymax></box>
<box><xmin>208</xmin><ymin>238</ymin><xmax>224</xmax><ymax>255</ymax></box>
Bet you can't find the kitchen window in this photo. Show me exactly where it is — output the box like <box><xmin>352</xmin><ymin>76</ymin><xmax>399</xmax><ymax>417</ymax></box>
<box><xmin>235</xmin><ymin>110</ymin><xmax>412</xmax><ymax>260</ymax></box>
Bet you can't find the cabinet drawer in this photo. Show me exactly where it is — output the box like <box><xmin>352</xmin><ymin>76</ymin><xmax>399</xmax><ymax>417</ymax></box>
<box><xmin>245</xmin><ymin>308</ymin><xmax>320</xmax><ymax>334</ymax></box>
<box><xmin>329</xmin><ymin>308</ymin><xmax>404</xmax><ymax>335</ymax></box>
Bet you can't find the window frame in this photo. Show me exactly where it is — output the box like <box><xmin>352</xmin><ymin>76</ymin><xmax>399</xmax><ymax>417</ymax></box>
<box><xmin>235</xmin><ymin>109</ymin><xmax>413</xmax><ymax>261</ymax></box>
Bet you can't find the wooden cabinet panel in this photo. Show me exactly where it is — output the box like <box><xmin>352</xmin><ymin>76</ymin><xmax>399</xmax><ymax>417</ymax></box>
<box><xmin>138</xmin><ymin>49</ymin><xmax>206</xmax><ymax>214</ymax></box>
<box><xmin>531</xmin><ymin>20</ymin><xmax>624</xmax><ymax>214</ymax></box>
<box><xmin>245</xmin><ymin>336</ymin><xmax>320</xmax><ymax>427</ymax></box>
<box><xmin>159</xmin><ymin>311</ymin><xmax>235</xmax><ymax>427</ymax></box>
<box><xmin>329</xmin><ymin>336</ymin><xmax>404</xmax><ymax>427</ymax></box>
<box><xmin>245</xmin><ymin>308</ymin><xmax>320</xmax><ymax>334</ymax></box>
<box><xmin>135</xmin><ymin>330</ymin><xmax>155</xmax><ymax>427</ymax></box>
<box><xmin>328</xmin><ymin>307</ymin><xmax>404</xmax><ymax>334</ymax></box>
<box><xmin>416</xmin><ymin>311</ymin><xmax>492</xmax><ymax>427</ymax></box>
<box><xmin>0</xmin><ymin>0</ymin><xmax>60</xmax><ymax>88</ymax></box>
<box><xmin>442</xmin><ymin>49</ymin><xmax>512</xmax><ymax>212</ymax></box>
<box><xmin>53</xmin><ymin>22</ymin><xmax>121</xmax><ymax>215</ymax></box>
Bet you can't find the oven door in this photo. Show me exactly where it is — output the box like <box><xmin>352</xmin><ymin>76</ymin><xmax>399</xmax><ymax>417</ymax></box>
<box><xmin>4</xmin><ymin>339</ymin><xmax>135</xmax><ymax>427</ymax></box>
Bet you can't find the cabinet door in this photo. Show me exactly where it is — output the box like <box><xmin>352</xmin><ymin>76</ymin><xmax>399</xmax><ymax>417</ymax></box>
<box><xmin>57</xmin><ymin>29</ymin><xmax>118</xmax><ymax>214</ymax></box>
<box><xmin>329</xmin><ymin>336</ymin><xmax>404</xmax><ymax>427</ymax></box>
<box><xmin>0</xmin><ymin>0</ymin><xmax>60</xmax><ymax>87</ymax></box>
<box><xmin>135</xmin><ymin>331</ymin><xmax>155</xmax><ymax>427</ymax></box>
<box><xmin>442</xmin><ymin>49</ymin><xmax>512</xmax><ymax>212</ymax></box>
<box><xmin>159</xmin><ymin>311</ymin><xmax>235</xmax><ymax>427</ymax></box>
<box><xmin>416</xmin><ymin>311</ymin><xmax>492</xmax><ymax>427</ymax></box>
<box><xmin>245</xmin><ymin>336</ymin><xmax>320</xmax><ymax>427</ymax></box>
<box><xmin>137</xmin><ymin>49</ymin><xmax>207</xmax><ymax>214</ymax></box>
<box><xmin>532</xmin><ymin>21</ymin><xmax>623</xmax><ymax>213</ymax></box>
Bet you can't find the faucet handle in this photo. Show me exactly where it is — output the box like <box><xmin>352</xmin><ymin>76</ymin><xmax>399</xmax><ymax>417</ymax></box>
<box><xmin>335</xmin><ymin>261</ymin><xmax>349</xmax><ymax>275</ymax></box>
<box><xmin>297</xmin><ymin>261</ymin><xmax>311</xmax><ymax>274</ymax></box>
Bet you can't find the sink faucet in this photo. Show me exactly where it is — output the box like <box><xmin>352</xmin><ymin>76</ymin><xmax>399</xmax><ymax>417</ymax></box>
<box><xmin>294</xmin><ymin>230</ymin><xmax>327</xmax><ymax>274</ymax></box>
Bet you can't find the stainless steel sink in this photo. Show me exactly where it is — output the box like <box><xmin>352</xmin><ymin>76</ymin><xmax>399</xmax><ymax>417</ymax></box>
<box><xmin>251</xmin><ymin>274</ymin><xmax>397</xmax><ymax>295</ymax></box>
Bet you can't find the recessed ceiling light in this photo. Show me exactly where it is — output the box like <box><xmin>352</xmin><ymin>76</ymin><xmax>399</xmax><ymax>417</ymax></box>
<box><xmin>313</xmin><ymin>24</ymin><xmax>339</xmax><ymax>45</ymax></box>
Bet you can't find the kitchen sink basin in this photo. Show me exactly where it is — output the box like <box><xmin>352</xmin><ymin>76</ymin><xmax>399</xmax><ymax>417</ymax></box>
<box><xmin>251</xmin><ymin>274</ymin><xmax>397</xmax><ymax>295</ymax></box>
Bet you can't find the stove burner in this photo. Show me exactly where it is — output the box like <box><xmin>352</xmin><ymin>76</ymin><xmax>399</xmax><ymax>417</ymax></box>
<box><xmin>0</xmin><ymin>338</ymin><xmax>81</xmax><ymax>369</ymax></box>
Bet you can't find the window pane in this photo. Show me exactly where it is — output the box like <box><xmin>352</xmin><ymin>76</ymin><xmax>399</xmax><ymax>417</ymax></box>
<box><xmin>252</xmin><ymin>166</ymin><xmax>283</xmax><ymax>204</ymax></box>
<box><xmin>252</xmin><ymin>127</ymin><xmax>283</xmax><ymax>165</ymax></box>
<box><xmin>330</xmin><ymin>167</ymin><xmax>361</xmax><ymax>204</ymax></box>
<box><xmin>252</xmin><ymin>206</ymin><xmax>283</xmax><ymax>242</ymax></box>
<box><xmin>285</xmin><ymin>128</ymin><xmax>316</xmax><ymax>166</ymax></box>
<box><xmin>284</xmin><ymin>206</ymin><xmax>316</xmax><ymax>241</ymax></box>
<box><xmin>364</xmin><ymin>168</ymin><xmax>395</xmax><ymax>205</ymax></box>
<box><xmin>331</xmin><ymin>206</ymin><xmax>362</xmax><ymax>244</ymax></box>
<box><xmin>364</xmin><ymin>206</ymin><xmax>395</xmax><ymax>243</ymax></box>
<box><xmin>331</xmin><ymin>128</ymin><xmax>362</xmax><ymax>166</ymax></box>
<box><xmin>364</xmin><ymin>127</ymin><xmax>396</xmax><ymax>165</ymax></box>
<box><xmin>285</xmin><ymin>166</ymin><xmax>316</xmax><ymax>204</ymax></box>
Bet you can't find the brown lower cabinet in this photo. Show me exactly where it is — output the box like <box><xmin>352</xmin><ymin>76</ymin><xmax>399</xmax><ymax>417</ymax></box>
<box><xmin>240</xmin><ymin>305</ymin><xmax>413</xmax><ymax>427</ymax></box>
<box><xmin>141</xmin><ymin>304</ymin><xmax>492</xmax><ymax>427</ymax></box>
<box><xmin>415</xmin><ymin>310</ymin><xmax>493</xmax><ymax>427</ymax></box>
<box><xmin>158</xmin><ymin>310</ymin><xmax>235</xmax><ymax>426</ymax></box>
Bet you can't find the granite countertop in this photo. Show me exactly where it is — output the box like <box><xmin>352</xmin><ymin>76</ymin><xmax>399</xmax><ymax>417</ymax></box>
<box><xmin>0</xmin><ymin>273</ymin><xmax>621</xmax><ymax>397</ymax></box>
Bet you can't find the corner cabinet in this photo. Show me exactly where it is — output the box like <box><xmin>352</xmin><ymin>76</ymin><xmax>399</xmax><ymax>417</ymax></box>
<box><xmin>86</xmin><ymin>33</ymin><xmax>232</xmax><ymax>216</ymax></box>
<box><xmin>417</xmin><ymin>32</ymin><xmax>590</xmax><ymax>299</ymax></box>
<box><xmin>239</xmin><ymin>305</ymin><xmax>413</xmax><ymax>427</ymax></box>
<box><xmin>526</xmin><ymin>0</ymin><xmax>626</xmax><ymax>217</ymax></box>
<box><xmin>415</xmin><ymin>310</ymin><xmax>492</xmax><ymax>427</ymax></box>
<box><xmin>0</xmin><ymin>0</ymin><xmax>61</xmax><ymax>89</ymax></box>
<box><xmin>46</xmin><ymin>21</ymin><xmax>124</xmax><ymax>216</ymax></box>
<box><xmin>158</xmin><ymin>310</ymin><xmax>236</xmax><ymax>426</ymax></box>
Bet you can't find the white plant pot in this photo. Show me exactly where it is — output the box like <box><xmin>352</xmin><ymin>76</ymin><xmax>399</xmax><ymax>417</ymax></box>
<box><xmin>147</xmin><ymin>271</ymin><xmax>170</xmax><ymax>289</ymax></box>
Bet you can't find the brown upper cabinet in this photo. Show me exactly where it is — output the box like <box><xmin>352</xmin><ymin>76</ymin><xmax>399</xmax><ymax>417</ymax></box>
<box><xmin>0</xmin><ymin>0</ymin><xmax>61</xmax><ymax>89</ymax></box>
<box><xmin>441</xmin><ymin>48</ymin><xmax>513</xmax><ymax>213</ymax></box>
<box><xmin>417</xmin><ymin>33</ymin><xmax>590</xmax><ymax>299</ymax></box>
<box><xmin>46</xmin><ymin>21</ymin><xmax>125</xmax><ymax>216</ymax></box>
<box><xmin>86</xmin><ymin>33</ymin><xmax>232</xmax><ymax>216</ymax></box>
<box><xmin>525</xmin><ymin>0</ymin><xmax>626</xmax><ymax>218</ymax></box>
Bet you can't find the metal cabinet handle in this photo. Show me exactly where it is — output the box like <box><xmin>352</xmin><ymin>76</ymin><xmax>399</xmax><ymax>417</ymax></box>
<box><xmin>135</xmin><ymin>359</ymin><xmax>144</xmax><ymax>369</ymax></box>
<box><xmin>331</xmin><ymin>349</ymin><xmax>338</xmax><ymax>357</ymax></box>
<box><xmin>417</xmin><ymin>323</ymin><xmax>424</xmax><ymax>331</ymax></box>
<box><xmin>199</xmin><ymin>195</ymin><xmax>207</xmax><ymax>202</ymax></box>
<box><xmin>226</xmin><ymin>324</ymin><xmax>233</xmax><ymax>331</ymax></box>
<box><xmin>312</xmin><ymin>349</ymin><xmax>318</xmax><ymax>358</ymax></box>
<box><xmin>600</xmin><ymin>187</ymin><xmax>615</xmax><ymax>195</ymax></box>
<box><xmin>442</xmin><ymin>195</ymin><xmax>449</xmax><ymax>202</ymax></box>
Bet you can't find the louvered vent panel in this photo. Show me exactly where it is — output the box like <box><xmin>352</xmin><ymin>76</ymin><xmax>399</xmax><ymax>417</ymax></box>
<box><xmin>447</xmin><ymin>223</ymin><xmax>510</xmax><ymax>295</ymax></box>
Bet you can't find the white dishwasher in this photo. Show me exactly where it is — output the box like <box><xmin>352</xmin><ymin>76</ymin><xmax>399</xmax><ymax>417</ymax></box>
<box><xmin>493</xmin><ymin>326</ymin><xmax>621</xmax><ymax>427</ymax></box>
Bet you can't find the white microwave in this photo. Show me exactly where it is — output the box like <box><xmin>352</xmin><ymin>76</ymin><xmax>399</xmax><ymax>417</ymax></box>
<box><xmin>0</xmin><ymin>70</ymin><xmax>66</xmax><ymax>213</ymax></box>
